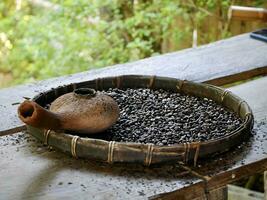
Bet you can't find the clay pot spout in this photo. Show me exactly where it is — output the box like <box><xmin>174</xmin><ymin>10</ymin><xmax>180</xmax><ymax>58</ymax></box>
<box><xmin>18</xmin><ymin>88</ymin><xmax>120</xmax><ymax>134</ymax></box>
<box><xmin>18</xmin><ymin>100</ymin><xmax>62</xmax><ymax>130</ymax></box>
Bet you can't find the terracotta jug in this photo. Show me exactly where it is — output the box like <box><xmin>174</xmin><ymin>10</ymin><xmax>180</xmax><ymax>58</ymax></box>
<box><xmin>18</xmin><ymin>88</ymin><xmax>120</xmax><ymax>134</ymax></box>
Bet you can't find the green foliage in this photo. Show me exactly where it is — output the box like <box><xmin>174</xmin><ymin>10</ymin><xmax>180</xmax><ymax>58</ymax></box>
<box><xmin>0</xmin><ymin>0</ymin><xmax>265</xmax><ymax>86</ymax></box>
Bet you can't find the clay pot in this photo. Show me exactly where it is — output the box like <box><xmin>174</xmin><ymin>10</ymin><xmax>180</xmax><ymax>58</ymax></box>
<box><xmin>18</xmin><ymin>88</ymin><xmax>120</xmax><ymax>134</ymax></box>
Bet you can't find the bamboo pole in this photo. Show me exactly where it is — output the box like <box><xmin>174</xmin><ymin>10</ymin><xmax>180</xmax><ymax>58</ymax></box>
<box><xmin>229</xmin><ymin>6</ymin><xmax>267</xmax><ymax>21</ymax></box>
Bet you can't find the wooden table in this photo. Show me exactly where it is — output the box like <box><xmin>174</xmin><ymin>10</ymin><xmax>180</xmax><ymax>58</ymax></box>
<box><xmin>0</xmin><ymin>33</ymin><xmax>267</xmax><ymax>200</ymax></box>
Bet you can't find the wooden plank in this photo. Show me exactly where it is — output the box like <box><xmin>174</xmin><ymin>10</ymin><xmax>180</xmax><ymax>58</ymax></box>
<box><xmin>1</xmin><ymin>33</ymin><xmax>267</xmax><ymax>136</ymax></box>
<box><xmin>208</xmin><ymin>186</ymin><xmax>227</xmax><ymax>200</ymax></box>
<box><xmin>186</xmin><ymin>76</ymin><xmax>267</xmax><ymax>195</ymax></box>
<box><xmin>265</xmin><ymin>171</ymin><xmax>267</xmax><ymax>200</ymax></box>
<box><xmin>228</xmin><ymin>185</ymin><xmax>264</xmax><ymax>200</ymax></box>
<box><xmin>140</xmin><ymin>76</ymin><xmax>267</xmax><ymax>199</ymax></box>
<box><xmin>152</xmin><ymin>119</ymin><xmax>267</xmax><ymax>200</ymax></box>
<box><xmin>149</xmin><ymin>181</ymin><xmax>207</xmax><ymax>200</ymax></box>
<box><xmin>0</xmin><ymin>132</ymin><xmax>202</xmax><ymax>200</ymax></box>
<box><xmin>229</xmin><ymin>6</ymin><xmax>267</xmax><ymax>21</ymax></box>
<box><xmin>229</xmin><ymin>76</ymin><xmax>267</xmax><ymax>121</ymax></box>
<box><xmin>0</xmin><ymin>58</ymin><xmax>267</xmax><ymax>200</ymax></box>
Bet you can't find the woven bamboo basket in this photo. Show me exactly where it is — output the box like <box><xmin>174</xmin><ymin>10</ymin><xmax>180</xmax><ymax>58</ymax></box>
<box><xmin>27</xmin><ymin>75</ymin><xmax>254</xmax><ymax>166</ymax></box>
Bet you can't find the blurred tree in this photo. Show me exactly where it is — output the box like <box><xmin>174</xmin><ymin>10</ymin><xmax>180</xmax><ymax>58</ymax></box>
<box><xmin>0</xmin><ymin>0</ymin><xmax>265</xmax><ymax>86</ymax></box>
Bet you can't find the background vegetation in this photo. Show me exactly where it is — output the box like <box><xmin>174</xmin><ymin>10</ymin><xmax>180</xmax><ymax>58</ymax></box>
<box><xmin>0</xmin><ymin>0</ymin><xmax>266</xmax><ymax>87</ymax></box>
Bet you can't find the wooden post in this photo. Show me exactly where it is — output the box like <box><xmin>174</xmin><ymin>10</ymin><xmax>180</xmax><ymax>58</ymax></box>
<box><xmin>264</xmin><ymin>171</ymin><xmax>267</xmax><ymax>200</ymax></box>
<box><xmin>208</xmin><ymin>187</ymin><xmax>227</xmax><ymax>200</ymax></box>
<box><xmin>229</xmin><ymin>6</ymin><xmax>267</xmax><ymax>21</ymax></box>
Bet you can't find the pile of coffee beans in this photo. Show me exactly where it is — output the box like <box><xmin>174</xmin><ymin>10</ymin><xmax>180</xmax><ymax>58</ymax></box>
<box><xmin>97</xmin><ymin>88</ymin><xmax>243</xmax><ymax>145</ymax></box>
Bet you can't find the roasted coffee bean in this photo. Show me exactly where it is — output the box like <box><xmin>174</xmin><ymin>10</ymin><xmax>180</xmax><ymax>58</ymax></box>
<box><xmin>96</xmin><ymin>88</ymin><xmax>243</xmax><ymax>145</ymax></box>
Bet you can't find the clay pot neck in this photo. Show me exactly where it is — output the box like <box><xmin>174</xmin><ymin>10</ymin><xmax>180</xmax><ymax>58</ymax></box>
<box><xmin>74</xmin><ymin>88</ymin><xmax>96</xmax><ymax>99</ymax></box>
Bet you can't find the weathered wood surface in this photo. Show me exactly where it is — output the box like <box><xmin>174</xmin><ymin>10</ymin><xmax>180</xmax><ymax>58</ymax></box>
<box><xmin>265</xmin><ymin>171</ymin><xmax>267</xmax><ymax>200</ymax></box>
<box><xmin>227</xmin><ymin>185</ymin><xmax>264</xmax><ymax>200</ymax></box>
<box><xmin>229</xmin><ymin>76</ymin><xmax>267</xmax><ymax>121</ymax></box>
<box><xmin>195</xmin><ymin>77</ymin><xmax>267</xmax><ymax>192</ymax></box>
<box><xmin>152</xmin><ymin>76</ymin><xmax>267</xmax><ymax>199</ymax></box>
<box><xmin>1</xmin><ymin>33</ymin><xmax>267</xmax><ymax>136</ymax></box>
<box><xmin>0</xmin><ymin>132</ymin><xmax>201</xmax><ymax>200</ymax></box>
<box><xmin>1</xmin><ymin>76</ymin><xmax>267</xmax><ymax>200</ymax></box>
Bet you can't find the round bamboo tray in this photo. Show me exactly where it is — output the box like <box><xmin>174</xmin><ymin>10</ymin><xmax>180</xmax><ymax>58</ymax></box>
<box><xmin>27</xmin><ymin>75</ymin><xmax>254</xmax><ymax>166</ymax></box>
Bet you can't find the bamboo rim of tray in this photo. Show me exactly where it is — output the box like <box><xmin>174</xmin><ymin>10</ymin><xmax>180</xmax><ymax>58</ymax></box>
<box><xmin>27</xmin><ymin>75</ymin><xmax>254</xmax><ymax>166</ymax></box>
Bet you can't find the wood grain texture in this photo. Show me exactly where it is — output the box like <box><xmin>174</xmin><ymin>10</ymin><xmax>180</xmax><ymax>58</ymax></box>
<box><xmin>0</xmin><ymin>67</ymin><xmax>267</xmax><ymax>199</ymax></box>
<box><xmin>187</xmin><ymin>76</ymin><xmax>267</xmax><ymax>194</ymax></box>
<box><xmin>1</xmin><ymin>33</ymin><xmax>267</xmax><ymax>135</ymax></box>
<box><xmin>153</xmin><ymin>76</ymin><xmax>267</xmax><ymax>199</ymax></box>
<box><xmin>265</xmin><ymin>171</ymin><xmax>267</xmax><ymax>200</ymax></box>
<box><xmin>228</xmin><ymin>185</ymin><xmax>264</xmax><ymax>200</ymax></box>
<box><xmin>0</xmin><ymin>34</ymin><xmax>267</xmax><ymax>200</ymax></box>
<box><xmin>0</xmin><ymin>132</ymin><xmax>201</xmax><ymax>200</ymax></box>
<box><xmin>149</xmin><ymin>181</ymin><xmax>207</xmax><ymax>200</ymax></box>
<box><xmin>229</xmin><ymin>76</ymin><xmax>267</xmax><ymax>121</ymax></box>
<box><xmin>208</xmin><ymin>186</ymin><xmax>227</xmax><ymax>200</ymax></box>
